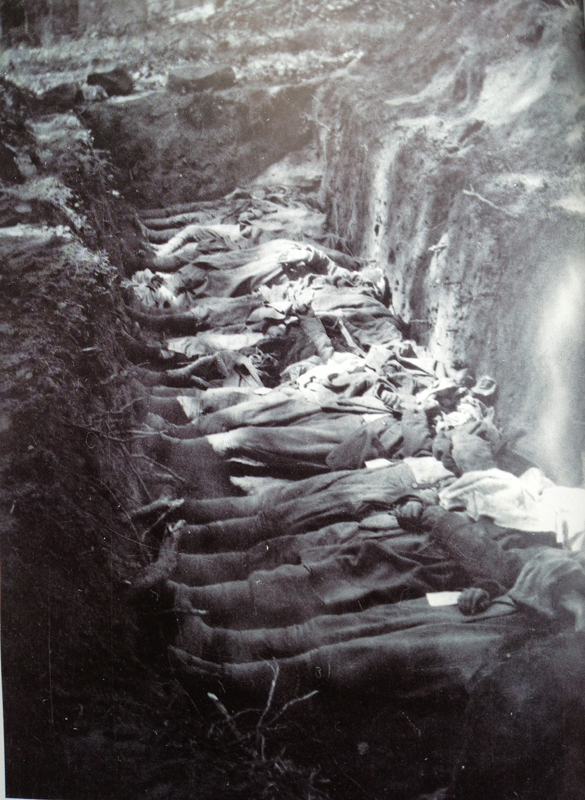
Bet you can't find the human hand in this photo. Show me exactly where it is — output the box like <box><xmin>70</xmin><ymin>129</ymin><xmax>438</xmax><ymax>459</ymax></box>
<box><xmin>457</xmin><ymin>588</ymin><xmax>491</xmax><ymax>616</ymax></box>
<box><xmin>396</xmin><ymin>500</ymin><xmax>424</xmax><ymax>528</ymax></box>
<box><xmin>420</xmin><ymin>505</ymin><xmax>449</xmax><ymax>530</ymax></box>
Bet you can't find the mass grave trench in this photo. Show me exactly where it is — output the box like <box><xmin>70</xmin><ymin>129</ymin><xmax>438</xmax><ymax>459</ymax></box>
<box><xmin>4</xmin><ymin>1</ymin><xmax>585</xmax><ymax>798</ymax></box>
<box><xmin>2</xmin><ymin>79</ymin><xmax>474</xmax><ymax>800</ymax></box>
<box><xmin>81</xmin><ymin>14</ymin><xmax>578</xmax><ymax>792</ymax></box>
<box><xmin>80</xmin><ymin>79</ymin><xmax>482</xmax><ymax>791</ymax></box>
<box><xmin>111</xmin><ymin>164</ymin><xmax>486</xmax><ymax>800</ymax></box>
<box><xmin>83</xmin><ymin>0</ymin><xmax>585</xmax><ymax>488</ymax></box>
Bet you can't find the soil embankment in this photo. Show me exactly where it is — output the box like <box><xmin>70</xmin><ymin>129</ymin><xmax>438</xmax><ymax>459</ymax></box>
<box><xmin>316</xmin><ymin>0</ymin><xmax>585</xmax><ymax>485</ymax></box>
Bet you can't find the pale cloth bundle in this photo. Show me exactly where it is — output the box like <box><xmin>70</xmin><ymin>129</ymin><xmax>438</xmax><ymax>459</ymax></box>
<box><xmin>439</xmin><ymin>467</ymin><xmax>585</xmax><ymax>550</ymax></box>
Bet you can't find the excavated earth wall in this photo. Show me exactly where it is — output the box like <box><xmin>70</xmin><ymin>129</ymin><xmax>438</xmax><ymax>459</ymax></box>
<box><xmin>316</xmin><ymin>0</ymin><xmax>585</xmax><ymax>484</ymax></box>
<box><xmin>83</xmin><ymin>81</ymin><xmax>318</xmax><ymax>206</ymax></box>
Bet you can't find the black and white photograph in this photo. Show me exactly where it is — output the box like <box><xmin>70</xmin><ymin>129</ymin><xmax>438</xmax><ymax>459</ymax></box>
<box><xmin>1</xmin><ymin>1</ymin><xmax>585</xmax><ymax>798</ymax></box>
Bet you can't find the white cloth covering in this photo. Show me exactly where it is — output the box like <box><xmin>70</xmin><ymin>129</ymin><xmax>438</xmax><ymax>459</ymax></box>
<box><xmin>404</xmin><ymin>456</ymin><xmax>454</xmax><ymax>486</ymax></box>
<box><xmin>439</xmin><ymin>467</ymin><xmax>585</xmax><ymax>551</ymax></box>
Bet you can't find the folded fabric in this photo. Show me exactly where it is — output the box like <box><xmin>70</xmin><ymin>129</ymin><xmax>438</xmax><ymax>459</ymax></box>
<box><xmin>404</xmin><ymin>456</ymin><xmax>454</xmax><ymax>485</ymax></box>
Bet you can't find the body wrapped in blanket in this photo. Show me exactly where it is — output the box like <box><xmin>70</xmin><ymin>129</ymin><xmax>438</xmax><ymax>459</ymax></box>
<box><xmin>148</xmin><ymin>504</ymin><xmax>573</xmax><ymax>686</ymax></box>
<box><xmin>169</xmin><ymin>598</ymin><xmax>549</xmax><ymax>705</ymax></box>
<box><xmin>166</xmin><ymin>543</ymin><xmax>585</xmax><ymax>715</ymax></box>
<box><xmin>167</xmin><ymin>457</ymin><xmax>453</xmax><ymax>541</ymax></box>
<box><xmin>130</xmin><ymin>192</ymin><xmax>585</xmax><ymax>800</ymax></box>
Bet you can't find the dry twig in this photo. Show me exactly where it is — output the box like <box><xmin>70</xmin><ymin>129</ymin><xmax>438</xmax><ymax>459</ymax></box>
<box><xmin>462</xmin><ymin>188</ymin><xmax>517</xmax><ymax>218</ymax></box>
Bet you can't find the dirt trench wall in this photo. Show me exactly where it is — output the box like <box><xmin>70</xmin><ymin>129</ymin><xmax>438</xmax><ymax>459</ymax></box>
<box><xmin>318</xmin><ymin>0</ymin><xmax>585</xmax><ymax>484</ymax></box>
<box><xmin>0</xmin><ymin>89</ymin><xmax>166</xmax><ymax>798</ymax></box>
<box><xmin>83</xmin><ymin>81</ymin><xmax>317</xmax><ymax>207</ymax></box>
